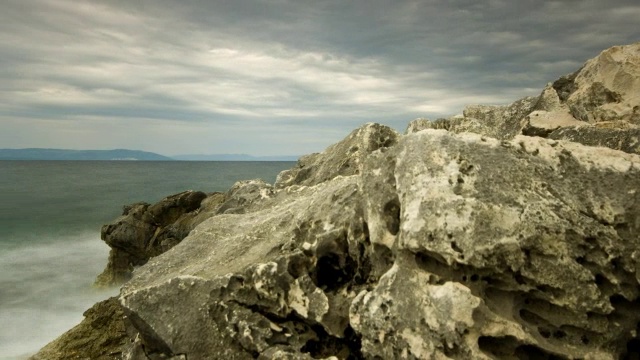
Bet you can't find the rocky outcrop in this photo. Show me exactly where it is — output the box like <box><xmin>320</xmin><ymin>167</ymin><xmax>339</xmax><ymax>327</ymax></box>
<box><xmin>275</xmin><ymin>123</ymin><xmax>399</xmax><ymax>188</ymax></box>
<box><xmin>409</xmin><ymin>42</ymin><xmax>640</xmax><ymax>155</ymax></box>
<box><xmin>94</xmin><ymin>190</ymin><xmax>211</xmax><ymax>287</ymax></box>
<box><xmin>34</xmin><ymin>42</ymin><xmax>640</xmax><ymax>359</ymax></box>
<box><xmin>114</xmin><ymin>126</ymin><xmax>640</xmax><ymax>359</ymax></box>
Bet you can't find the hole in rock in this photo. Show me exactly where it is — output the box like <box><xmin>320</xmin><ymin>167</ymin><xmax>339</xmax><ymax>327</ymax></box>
<box><xmin>552</xmin><ymin>330</ymin><xmax>566</xmax><ymax>339</ymax></box>
<box><xmin>383</xmin><ymin>198</ymin><xmax>401</xmax><ymax>235</ymax></box>
<box><xmin>312</xmin><ymin>234</ymin><xmax>357</xmax><ymax>291</ymax></box>
<box><xmin>514</xmin><ymin>345</ymin><xmax>566</xmax><ymax>360</ymax></box>
<box><xmin>624</xmin><ymin>336</ymin><xmax>640</xmax><ymax>359</ymax></box>
<box><xmin>450</xmin><ymin>241</ymin><xmax>463</xmax><ymax>253</ymax></box>
<box><xmin>479</xmin><ymin>336</ymin><xmax>566</xmax><ymax>359</ymax></box>
<box><xmin>301</xmin><ymin>325</ymin><xmax>363</xmax><ymax>359</ymax></box>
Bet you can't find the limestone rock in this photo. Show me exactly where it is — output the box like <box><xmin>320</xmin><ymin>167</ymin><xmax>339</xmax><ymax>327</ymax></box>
<box><xmin>115</xmin><ymin>125</ymin><xmax>640</xmax><ymax>359</ymax></box>
<box><xmin>564</xmin><ymin>43</ymin><xmax>640</xmax><ymax>124</ymax></box>
<box><xmin>354</xmin><ymin>129</ymin><xmax>640</xmax><ymax>359</ymax></box>
<box><xmin>458</xmin><ymin>96</ymin><xmax>540</xmax><ymax>140</ymax></box>
<box><xmin>414</xmin><ymin>43</ymin><xmax>640</xmax><ymax>155</ymax></box>
<box><xmin>405</xmin><ymin>118</ymin><xmax>451</xmax><ymax>133</ymax></box>
<box><xmin>275</xmin><ymin>123</ymin><xmax>399</xmax><ymax>188</ymax></box>
<box><xmin>548</xmin><ymin>126</ymin><xmax>640</xmax><ymax>154</ymax></box>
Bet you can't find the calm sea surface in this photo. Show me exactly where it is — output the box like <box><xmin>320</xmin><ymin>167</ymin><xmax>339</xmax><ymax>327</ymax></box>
<box><xmin>0</xmin><ymin>160</ymin><xmax>295</xmax><ymax>359</ymax></box>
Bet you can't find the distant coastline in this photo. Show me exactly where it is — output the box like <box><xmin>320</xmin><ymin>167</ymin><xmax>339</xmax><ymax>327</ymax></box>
<box><xmin>0</xmin><ymin>148</ymin><xmax>299</xmax><ymax>161</ymax></box>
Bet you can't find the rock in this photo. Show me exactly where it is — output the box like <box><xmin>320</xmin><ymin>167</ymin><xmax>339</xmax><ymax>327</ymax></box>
<box><xmin>114</xmin><ymin>124</ymin><xmax>640</xmax><ymax>359</ymax></box>
<box><xmin>354</xmin><ymin>129</ymin><xmax>640</xmax><ymax>359</ymax></box>
<box><xmin>29</xmin><ymin>297</ymin><xmax>130</xmax><ymax>360</ymax></box>
<box><xmin>412</xmin><ymin>43</ymin><xmax>640</xmax><ymax>155</ymax></box>
<box><xmin>94</xmin><ymin>190</ymin><xmax>209</xmax><ymax>287</ymax></box>
<box><xmin>37</xmin><ymin>42</ymin><xmax>640</xmax><ymax>360</ymax></box>
<box><xmin>564</xmin><ymin>43</ymin><xmax>640</xmax><ymax>124</ymax></box>
<box><xmin>548</xmin><ymin>126</ymin><xmax>640</xmax><ymax>154</ymax></box>
<box><xmin>275</xmin><ymin>123</ymin><xmax>399</xmax><ymax>188</ymax></box>
<box><xmin>405</xmin><ymin>118</ymin><xmax>451</xmax><ymax>133</ymax></box>
<box><xmin>457</xmin><ymin>96</ymin><xmax>540</xmax><ymax>140</ymax></box>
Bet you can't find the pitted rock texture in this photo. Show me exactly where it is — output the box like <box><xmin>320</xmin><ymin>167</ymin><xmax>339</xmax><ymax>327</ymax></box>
<box><xmin>115</xmin><ymin>126</ymin><xmax>640</xmax><ymax>359</ymax></box>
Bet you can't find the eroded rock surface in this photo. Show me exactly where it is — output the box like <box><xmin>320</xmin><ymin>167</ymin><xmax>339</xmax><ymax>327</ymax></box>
<box><xmin>275</xmin><ymin>123</ymin><xmax>399</xmax><ymax>188</ymax></box>
<box><xmin>115</xmin><ymin>125</ymin><xmax>639</xmax><ymax>359</ymax></box>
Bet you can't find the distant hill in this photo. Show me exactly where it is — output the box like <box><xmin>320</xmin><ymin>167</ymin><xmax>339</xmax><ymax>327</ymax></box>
<box><xmin>0</xmin><ymin>148</ymin><xmax>172</xmax><ymax>161</ymax></box>
<box><xmin>171</xmin><ymin>154</ymin><xmax>300</xmax><ymax>161</ymax></box>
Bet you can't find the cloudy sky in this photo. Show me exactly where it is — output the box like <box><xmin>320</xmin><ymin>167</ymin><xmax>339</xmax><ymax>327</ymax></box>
<box><xmin>1</xmin><ymin>0</ymin><xmax>638</xmax><ymax>156</ymax></box>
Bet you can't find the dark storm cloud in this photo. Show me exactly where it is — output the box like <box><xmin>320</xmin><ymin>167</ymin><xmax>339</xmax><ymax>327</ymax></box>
<box><xmin>0</xmin><ymin>0</ymin><xmax>638</xmax><ymax>155</ymax></box>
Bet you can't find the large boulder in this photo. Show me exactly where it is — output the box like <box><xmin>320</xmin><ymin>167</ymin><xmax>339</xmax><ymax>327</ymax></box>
<box><xmin>562</xmin><ymin>43</ymin><xmax>640</xmax><ymax>124</ymax></box>
<box><xmin>116</xmin><ymin>125</ymin><xmax>640</xmax><ymax>359</ymax></box>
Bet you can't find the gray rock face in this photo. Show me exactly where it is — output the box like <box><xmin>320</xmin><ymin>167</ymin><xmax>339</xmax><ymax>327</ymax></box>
<box><xmin>115</xmin><ymin>124</ymin><xmax>640</xmax><ymax>359</ymax></box>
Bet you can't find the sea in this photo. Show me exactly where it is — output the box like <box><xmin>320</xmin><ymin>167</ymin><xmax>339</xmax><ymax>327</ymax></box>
<box><xmin>0</xmin><ymin>160</ymin><xmax>295</xmax><ymax>360</ymax></box>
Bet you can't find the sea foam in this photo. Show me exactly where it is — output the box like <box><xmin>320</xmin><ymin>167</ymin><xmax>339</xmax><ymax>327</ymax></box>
<box><xmin>0</xmin><ymin>232</ymin><xmax>117</xmax><ymax>360</ymax></box>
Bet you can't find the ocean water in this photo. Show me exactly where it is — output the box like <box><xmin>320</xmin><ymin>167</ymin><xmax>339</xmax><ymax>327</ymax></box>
<box><xmin>0</xmin><ymin>160</ymin><xmax>295</xmax><ymax>359</ymax></box>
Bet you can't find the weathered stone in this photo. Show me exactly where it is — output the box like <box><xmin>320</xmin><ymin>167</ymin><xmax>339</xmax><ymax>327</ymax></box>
<box><xmin>405</xmin><ymin>117</ymin><xmax>451</xmax><ymax>133</ymax></box>
<box><xmin>275</xmin><ymin>123</ymin><xmax>399</xmax><ymax>188</ymax></box>
<box><xmin>564</xmin><ymin>43</ymin><xmax>640</xmax><ymax>124</ymax></box>
<box><xmin>548</xmin><ymin>126</ymin><xmax>640</xmax><ymax>155</ymax></box>
<box><xmin>115</xmin><ymin>126</ymin><xmax>640</xmax><ymax>359</ymax></box>
<box><xmin>120</xmin><ymin>174</ymin><xmax>371</xmax><ymax>359</ymax></box>
<box><xmin>354</xmin><ymin>129</ymin><xmax>640</xmax><ymax>359</ymax></box>
<box><xmin>454</xmin><ymin>96</ymin><xmax>539</xmax><ymax>139</ymax></box>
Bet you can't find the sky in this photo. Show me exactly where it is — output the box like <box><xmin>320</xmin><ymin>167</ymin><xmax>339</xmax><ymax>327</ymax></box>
<box><xmin>0</xmin><ymin>0</ymin><xmax>638</xmax><ymax>157</ymax></box>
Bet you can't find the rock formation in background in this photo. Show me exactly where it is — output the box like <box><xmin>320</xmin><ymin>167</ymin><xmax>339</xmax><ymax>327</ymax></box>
<box><xmin>409</xmin><ymin>42</ymin><xmax>640</xmax><ymax>155</ymax></box>
<box><xmin>31</xmin><ymin>42</ymin><xmax>640</xmax><ymax>360</ymax></box>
